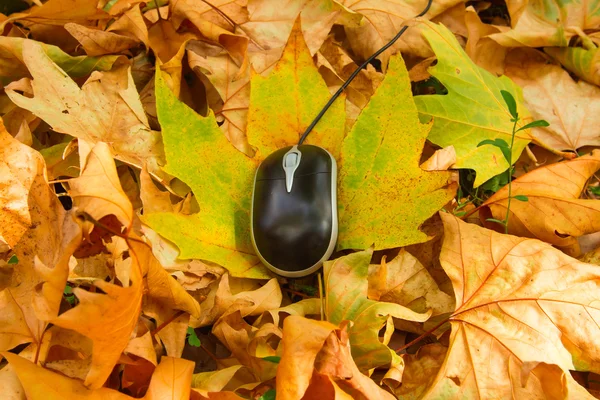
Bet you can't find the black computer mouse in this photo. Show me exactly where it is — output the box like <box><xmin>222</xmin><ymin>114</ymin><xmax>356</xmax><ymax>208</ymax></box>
<box><xmin>251</xmin><ymin>144</ymin><xmax>338</xmax><ymax>277</ymax></box>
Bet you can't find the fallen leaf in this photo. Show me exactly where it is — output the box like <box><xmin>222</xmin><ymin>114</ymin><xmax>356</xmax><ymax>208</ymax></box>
<box><xmin>64</xmin><ymin>22</ymin><xmax>139</xmax><ymax>56</ymax></box>
<box><xmin>490</xmin><ymin>0</ymin><xmax>600</xmax><ymax>47</ymax></box>
<box><xmin>69</xmin><ymin>142</ymin><xmax>134</xmax><ymax>230</ymax></box>
<box><xmin>0</xmin><ymin>36</ymin><xmax>119</xmax><ymax>85</ymax></box>
<box><xmin>148</xmin><ymin>19</ymin><xmax>196</xmax><ymax>63</ymax></box>
<box><xmin>393</xmin><ymin>343</ymin><xmax>446</xmax><ymax>397</ymax></box>
<box><xmin>1</xmin><ymin>351</ymin><xmax>129</xmax><ymax>400</ymax></box>
<box><xmin>480</xmin><ymin>150</ymin><xmax>600</xmax><ymax>248</ymax></box>
<box><xmin>324</xmin><ymin>249</ymin><xmax>431</xmax><ymax>372</ymax></box>
<box><xmin>277</xmin><ymin>316</ymin><xmax>395</xmax><ymax>400</ymax></box>
<box><xmin>144</xmin><ymin>356</ymin><xmax>194</xmax><ymax>400</ymax></box>
<box><xmin>187</xmin><ymin>50</ymin><xmax>253</xmax><ymax>155</ymax></box>
<box><xmin>505</xmin><ymin>49</ymin><xmax>600</xmax><ymax>151</ymax></box>
<box><xmin>246</xmin><ymin>19</ymin><xmax>345</xmax><ymax>160</ymax></box>
<box><xmin>338</xmin><ymin>0</ymin><xmax>463</xmax><ymax>63</ymax></box>
<box><xmin>5</xmin><ymin>42</ymin><xmax>168</xmax><ymax>184</ymax></box>
<box><xmin>51</xmin><ymin>242</ymin><xmax>143</xmax><ymax>388</ymax></box>
<box><xmin>414</xmin><ymin>21</ymin><xmax>537</xmax><ymax>186</ymax></box>
<box><xmin>7</xmin><ymin>0</ymin><xmax>109</xmax><ymax>26</ymax></box>
<box><xmin>422</xmin><ymin>213</ymin><xmax>600</xmax><ymax>398</ymax></box>
<box><xmin>192</xmin><ymin>365</ymin><xmax>244</xmax><ymax>395</ymax></box>
<box><xmin>2</xmin><ymin>352</ymin><xmax>194</xmax><ymax>400</ymax></box>
<box><xmin>106</xmin><ymin>5</ymin><xmax>150</xmax><ymax>48</ymax></box>
<box><xmin>337</xmin><ymin>52</ymin><xmax>455</xmax><ymax>250</ymax></box>
<box><xmin>142</xmin><ymin>71</ymin><xmax>270</xmax><ymax>279</ymax></box>
<box><xmin>421</xmin><ymin>145</ymin><xmax>457</xmax><ymax>171</ymax></box>
<box><xmin>368</xmin><ymin>249</ymin><xmax>454</xmax><ymax>320</ymax></box>
<box><xmin>193</xmin><ymin>274</ymin><xmax>282</xmax><ymax>328</ymax></box>
<box><xmin>0</xmin><ymin>121</ymin><xmax>81</xmax><ymax>351</ymax></box>
<box><xmin>545</xmin><ymin>42</ymin><xmax>600</xmax><ymax>87</ymax></box>
<box><xmin>212</xmin><ymin>312</ymin><xmax>280</xmax><ymax>382</ymax></box>
<box><xmin>464</xmin><ymin>6</ymin><xmax>507</xmax><ymax>76</ymax></box>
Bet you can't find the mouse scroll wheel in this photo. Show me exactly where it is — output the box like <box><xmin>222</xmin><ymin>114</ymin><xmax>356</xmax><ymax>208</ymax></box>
<box><xmin>284</xmin><ymin>152</ymin><xmax>299</xmax><ymax>167</ymax></box>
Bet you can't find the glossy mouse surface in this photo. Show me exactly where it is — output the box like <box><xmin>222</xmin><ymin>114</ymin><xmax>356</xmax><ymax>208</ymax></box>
<box><xmin>251</xmin><ymin>144</ymin><xmax>338</xmax><ymax>277</ymax></box>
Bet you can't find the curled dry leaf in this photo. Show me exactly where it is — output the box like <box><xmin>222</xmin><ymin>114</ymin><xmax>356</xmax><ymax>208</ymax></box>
<box><xmin>464</xmin><ymin>6</ymin><xmax>507</xmax><ymax>76</ymax></box>
<box><xmin>0</xmin><ymin>122</ymin><xmax>81</xmax><ymax>352</ymax></box>
<box><xmin>2</xmin><ymin>352</ymin><xmax>194</xmax><ymax>400</ymax></box>
<box><xmin>69</xmin><ymin>142</ymin><xmax>134</xmax><ymax>230</ymax></box>
<box><xmin>5</xmin><ymin>41</ymin><xmax>168</xmax><ymax>184</ymax></box>
<box><xmin>106</xmin><ymin>5</ymin><xmax>150</xmax><ymax>47</ymax></box>
<box><xmin>64</xmin><ymin>23</ymin><xmax>140</xmax><ymax>56</ymax></box>
<box><xmin>277</xmin><ymin>316</ymin><xmax>395</xmax><ymax>400</ymax></box>
<box><xmin>338</xmin><ymin>0</ymin><xmax>463</xmax><ymax>62</ymax></box>
<box><xmin>490</xmin><ymin>0</ymin><xmax>600</xmax><ymax>47</ymax></box>
<box><xmin>324</xmin><ymin>249</ymin><xmax>431</xmax><ymax>373</ymax></box>
<box><xmin>421</xmin><ymin>213</ymin><xmax>600</xmax><ymax>398</ymax></box>
<box><xmin>505</xmin><ymin>49</ymin><xmax>600</xmax><ymax>151</ymax></box>
<box><xmin>545</xmin><ymin>44</ymin><xmax>600</xmax><ymax>87</ymax></box>
<box><xmin>420</xmin><ymin>145</ymin><xmax>457</xmax><ymax>171</ymax></box>
<box><xmin>480</xmin><ymin>151</ymin><xmax>600</xmax><ymax>248</ymax></box>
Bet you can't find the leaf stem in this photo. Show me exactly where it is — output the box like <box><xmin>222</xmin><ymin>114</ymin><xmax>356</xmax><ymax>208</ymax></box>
<box><xmin>503</xmin><ymin>118</ymin><xmax>519</xmax><ymax>234</ymax></box>
<box><xmin>151</xmin><ymin>310</ymin><xmax>186</xmax><ymax>338</ymax></box>
<box><xmin>395</xmin><ymin>318</ymin><xmax>449</xmax><ymax>353</ymax></box>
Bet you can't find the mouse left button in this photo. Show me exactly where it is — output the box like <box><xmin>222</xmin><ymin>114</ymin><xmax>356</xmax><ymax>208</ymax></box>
<box><xmin>283</xmin><ymin>146</ymin><xmax>301</xmax><ymax>193</ymax></box>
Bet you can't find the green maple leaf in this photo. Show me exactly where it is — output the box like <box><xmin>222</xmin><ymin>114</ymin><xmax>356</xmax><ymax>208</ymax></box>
<box><xmin>414</xmin><ymin>21</ymin><xmax>534</xmax><ymax>187</ymax></box>
<box><xmin>324</xmin><ymin>248</ymin><xmax>430</xmax><ymax>371</ymax></box>
<box><xmin>142</xmin><ymin>72</ymin><xmax>270</xmax><ymax>279</ymax></box>
<box><xmin>337</xmin><ymin>52</ymin><xmax>456</xmax><ymax>251</ymax></box>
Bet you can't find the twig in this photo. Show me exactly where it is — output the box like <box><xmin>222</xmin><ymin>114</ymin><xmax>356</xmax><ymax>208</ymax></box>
<box><xmin>151</xmin><ymin>310</ymin><xmax>186</xmax><ymax>337</ymax></box>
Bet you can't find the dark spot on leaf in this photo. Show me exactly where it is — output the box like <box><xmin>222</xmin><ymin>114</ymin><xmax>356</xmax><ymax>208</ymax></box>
<box><xmin>62</xmin><ymin>110</ymin><xmax>69</xmax><ymax>114</ymax></box>
<box><xmin>456</xmin><ymin>68</ymin><xmax>461</xmax><ymax>74</ymax></box>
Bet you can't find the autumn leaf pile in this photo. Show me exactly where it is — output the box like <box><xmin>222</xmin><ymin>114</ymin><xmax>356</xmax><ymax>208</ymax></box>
<box><xmin>3</xmin><ymin>0</ymin><xmax>600</xmax><ymax>398</ymax></box>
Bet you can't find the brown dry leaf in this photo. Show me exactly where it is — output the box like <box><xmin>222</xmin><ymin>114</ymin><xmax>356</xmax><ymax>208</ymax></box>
<box><xmin>464</xmin><ymin>6</ymin><xmax>507</xmax><ymax>76</ymax></box>
<box><xmin>480</xmin><ymin>150</ymin><xmax>600</xmax><ymax>248</ymax></box>
<box><xmin>277</xmin><ymin>316</ymin><xmax>395</xmax><ymax>400</ymax></box>
<box><xmin>6</xmin><ymin>0</ymin><xmax>109</xmax><ymax>27</ymax></box>
<box><xmin>2</xmin><ymin>352</ymin><xmax>193</xmax><ymax>400</ymax></box>
<box><xmin>64</xmin><ymin>23</ymin><xmax>140</xmax><ymax>56</ymax></box>
<box><xmin>107</xmin><ymin>5</ymin><xmax>150</xmax><ymax>48</ymax></box>
<box><xmin>505</xmin><ymin>49</ymin><xmax>600</xmax><ymax>151</ymax></box>
<box><xmin>187</xmin><ymin>49</ymin><xmax>252</xmax><ymax>155</ymax></box>
<box><xmin>338</xmin><ymin>0</ymin><xmax>463</xmax><ymax>63</ymax></box>
<box><xmin>5</xmin><ymin>41</ymin><xmax>168</xmax><ymax>184</ymax></box>
<box><xmin>212</xmin><ymin>312</ymin><xmax>280</xmax><ymax>382</ymax></box>
<box><xmin>0</xmin><ymin>121</ymin><xmax>81</xmax><ymax>352</ymax></box>
<box><xmin>421</xmin><ymin>213</ymin><xmax>600</xmax><ymax>398</ymax></box>
<box><xmin>148</xmin><ymin>20</ymin><xmax>197</xmax><ymax>63</ymax></box>
<box><xmin>69</xmin><ymin>141</ymin><xmax>134</xmax><ymax>231</ymax></box>
<box><xmin>192</xmin><ymin>275</ymin><xmax>282</xmax><ymax>328</ymax></box>
<box><xmin>421</xmin><ymin>145</ymin><xmax>457</xmax><ymax>171</ymax></box>
<box><xmin>393</xmin><ymin>343</ymin><xmax>446</xmax><ymax>397</ymax></box>
<box><xmin>1</xmin><ymin>352</ymin><xmax>129</xmax><ymax>400</ymax></box>
<box><xmin>368</xmin><ymin>249</ymin><xmax>454</xmax><ymax>321</ymax></box>
<box><xmin>50</xmin><ymin>245</ymin><xmax>143</xmax><ymax>388</ymax></box>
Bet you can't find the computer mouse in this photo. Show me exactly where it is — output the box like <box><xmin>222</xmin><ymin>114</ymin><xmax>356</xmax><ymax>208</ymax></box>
<box><xmin>251</xmin><ymin>144</ymin><xmax>338</xmax><ymax>277</ymax></box>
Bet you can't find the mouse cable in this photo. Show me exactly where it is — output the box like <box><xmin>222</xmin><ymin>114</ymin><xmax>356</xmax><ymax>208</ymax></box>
<box><xmin>297</xmin><ymin>0</ymin><xmax>434</xmax><ymax>145</ymax></box>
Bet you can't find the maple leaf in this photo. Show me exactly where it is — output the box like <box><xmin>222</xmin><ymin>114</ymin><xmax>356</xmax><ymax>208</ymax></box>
<box><xmin>277</xmin><ymin>316</ymin><xmax>396</xmax><ymax>400</ymax></box>
<box><xmin>2</xmin><ymin>352</ymin><xmax>194</xmax><ymax>400</ymax></box>
<box><xmin>338</xmin><ymin>0</ymin><xmax>463</xmax><ymax>62</ymax></box>
<box><xmin>414</xmin><ymin>21</ymin><xmax>537</xmax><ymax>186</ymax></box>
<box><xmin>247</xmin><ymin>19</ymin><xmax>346</xmax><ymax>160</ymax></box>
<box><xmin>0</xmin><ymin>36</ymin><xmax>119</xmax><ymax>85</ymax></box>
<box><xmin>64</xmin><ymin>23</ymin><xmax>140</xmax><ymax>56</ymax></box>
<box><xmin>420</xmin><ymin>213</ymin><xmax>600</xmax><ymax>398</ymax></box>
<box><xmin>142</xmin><ymin>71</ymin><xmax>270</xmax><ymax>279</ymax></box>
<box><xmin>5</xmin><ymin>41</ymin><xmax>168</xmax><ymax>184</ymax></box>
<box><xmin>505</xmin><ymin>50</ymin><xmax>600</xmax><ymax>151</ymax></box>
<box><xmin>490</xmin><ymin>0</ymin><xmax>600</xmax><ymax>48</ymax></box>
<box><xmin>480</xmin><ymin>150</ymin><xmax>600</xmax><ymax>249</ymax></box>
<box><xmin>324</xmin><ymin>248</ymin><xmax>431</xmax><ymax>373</ymax></box>
<box><xmin>337</xmin><ymin>52</ymin><xmax>456</xmax><ymax>250</ymax></box>
<box><xmin>0</xmin><ymin>121</ymin><xmax>81</xmax><ymax>352</ymax></box>
<box><xmin>6</xmin><ymin>0</ymin><xmax>109</xmax><ymax>26</ymax></box>
<box><xmin>546</xmin><ymin>44</ymin><xmax>600</xmax><ymax>87</ymax></box>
